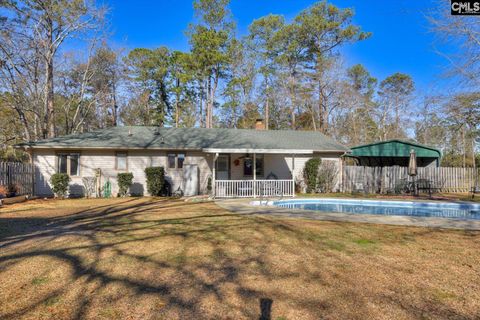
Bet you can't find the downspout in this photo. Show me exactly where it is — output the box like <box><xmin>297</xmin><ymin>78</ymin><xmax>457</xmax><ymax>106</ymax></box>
<box><xmin>212</xmin><ymin>153</ymin><xmax>218</xmax><ymax>197</ymax></box>
<box><xmin>253</xmin><ymin>153</ymin><xmax>256</xmax><ymax>198</ymax></box>
<box><xmin>28</xmin><ymin>147</ymin><xmax>35</xmax><ymax>196</ymax></box>
<box><xmin>292</xmin><ymin>153</ymin><xmax>295</xmax><ymax>197</ymax></box>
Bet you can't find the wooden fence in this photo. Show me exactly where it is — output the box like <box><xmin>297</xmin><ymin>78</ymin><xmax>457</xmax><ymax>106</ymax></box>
<box><xmin>342</xmin><ymin>166</ymin><xmax>480</xmax><ymax>194</ymax></box>
<box><xmin>0</xmin><ymin>162</ymin><xmax>34</xmax><ymax>196</ymax></box>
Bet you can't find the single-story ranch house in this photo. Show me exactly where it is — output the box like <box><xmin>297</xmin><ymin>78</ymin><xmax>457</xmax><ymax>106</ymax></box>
<box><xmin>17</xmin><ymin>122</ymin><xmax>349</xmax><ymax>198</ymax></box>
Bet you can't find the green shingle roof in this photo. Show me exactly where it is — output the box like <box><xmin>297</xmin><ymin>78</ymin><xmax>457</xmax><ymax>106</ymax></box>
<box><xmin>350</xmin><ymin>140</ymin><xmax>441</xmax><ymax>158</ymax></box>
<box><xmin>18</xmin><ymin>126</ymin><xmax>349</xmax><ymax>153</ymax></box>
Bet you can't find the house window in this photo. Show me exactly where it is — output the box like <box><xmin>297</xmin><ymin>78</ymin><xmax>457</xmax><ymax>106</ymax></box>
<box><xmin>58</xmin><ymin>154</ymin><xmax>68</xmax><ymax>174</ymax></box>
<box><xmin>116</xmin><ymin>152</ymin><xmax>127</xmax><ymax>171</ymax></box>
<box><xmin>70</xmin><ymin>154</ymin><xmax>79</xmax><ymax>176</ymax></box>
<box><xmin>57</xmin><ymin>153</ymin><xmax>80</xmax><ymax>176</ymax></box>
<box><xmin>168</xmin><ymin>153</ymin><xmax>185</xmax><ymax>169</ymax></box>
<box><xmin>244</xmin><ymin>155</ymin><xmax>263</xmax><ymax>177</ymax></box>
<box><xmin>168</xmin><ymin>153</ymin><xmax>176</xmax><ymax>169</ymax></box>
<box><xmin>177</xmin><ymin>153</ymin><xmax>185</xmax><ymax>169</ymax></box>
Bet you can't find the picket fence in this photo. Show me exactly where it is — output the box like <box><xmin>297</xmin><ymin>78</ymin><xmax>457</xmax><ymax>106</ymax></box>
<box><xmin>342</xmin><ymin>166</ymin><xmax>480</xmax><ymax>194</ymax></box>
<box><xmin>0</xmin><ymin>162</ymin><xmax>34</xmax><ymax>196</ymax></box>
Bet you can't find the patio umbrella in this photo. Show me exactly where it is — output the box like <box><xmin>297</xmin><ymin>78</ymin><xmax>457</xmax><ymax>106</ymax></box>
<box><xmin>408</xmin><ymin>149</ymin><xmax>417</xmax><ymax>176</ymax></box>
<box><xmin>408</xmin><ymin>149</ymin><xmax>418</xmax><ymax>196</ymax></box>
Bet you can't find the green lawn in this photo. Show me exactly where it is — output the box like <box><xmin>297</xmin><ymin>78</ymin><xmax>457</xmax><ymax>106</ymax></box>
<box><xmin>0</xmin><ymin>197</ymin><xmax>479</xmax><ymax>319</ymax></box>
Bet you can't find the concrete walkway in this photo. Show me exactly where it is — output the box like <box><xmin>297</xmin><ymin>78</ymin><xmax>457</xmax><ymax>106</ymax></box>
<box><xmin>215</xmin><ymin>198</ymin><xmax>480</xmax><ymax>230</ymax></box>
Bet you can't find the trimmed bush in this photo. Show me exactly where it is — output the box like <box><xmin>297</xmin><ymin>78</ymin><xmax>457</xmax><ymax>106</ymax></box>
<box><xmin>50</xmin><ymin>173</ymin><xmax>71</xmax><ymax>198</ymax></box>
<box><xmin>117</xmin><ymin>172</ymin><xmax>134</xmax><ymax>197</ymax></box>
<box><xmin>144</xmin><ymin>167</ymin><xmax>165</xmax><ymax>196</ymax></box>
<box><xmin>303</xmin><ymin>158</ymin><xmax>321</xmax><ymax>193</ymax></box>
<box><xmin>207</xmin><ymin>177</ymin><xmax>212</xmax><ymax>194</ymax></box>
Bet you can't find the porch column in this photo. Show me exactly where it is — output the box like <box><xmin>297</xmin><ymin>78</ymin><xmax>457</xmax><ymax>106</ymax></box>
<box><xmin>212</xmin><ymin>153</ymin><xmax>218</xmax><ymax>197</ymax></box>
<box><xmin>253</xmin><ymin>153</ymin><xmax>257</xmax><ymax>198</ymax></box>
<box><xmin>292</xmin><ymin>154</ymin><xmax>295</xmax><ymax>197</ymax></box>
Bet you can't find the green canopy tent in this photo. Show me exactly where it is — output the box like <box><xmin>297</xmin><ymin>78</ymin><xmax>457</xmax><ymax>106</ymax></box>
<box><xmin>347</xmin><ymin>140</ymin><xmax>441</xmax><ymax>167</ymax></box>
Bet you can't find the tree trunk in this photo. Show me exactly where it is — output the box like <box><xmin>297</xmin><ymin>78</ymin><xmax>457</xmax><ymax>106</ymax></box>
<box><xmin>175</xmin><ymin>78</ymin><xmax>180</xmax><ymax>128</ymax></box>
<box><xmin>472</xmin><ymin>137</ymin><xmax>477</xmax><ymax>170</ymax></box>
<box><xmin>199</xmin><ymin>79</ymin><xmax>205</xmax><ymax>128</ymax></box>
<box><xmin>291</xmin><ymin>107</ymin><xmax>296</xmax><ymax>129</ymax></box>
<box><xmin>44</xmin><ymin>18</ymin><xmax>55</xmax><ymax>138</ymax></box>
<box><xmin>462</xmin><ymin>125</ymin><xmax>466</xmax><ymax>168</ymax></box>
<box><xmin>112</xmin><ymin>81</ymin><xmax>118</xmax><ymax>126</ymax></box>
<box><xmin>318</xmin><ymin>80</ymin><xmax>324</xmax><ymax>132</ymax></box>
<box><xmin>265</xmin><ymin>81</ymin><xmax>269</xmax><ymax>130</ymax></box>
<box><xmin>211</xmin><ymin>70</ymin><xmax>219</xmax><ymax>128</ymax></box>
<box><xmin>206</xmin><ymin>76</ymin><xmax>212</xmax><ymax>128</ymax></box>
<box><xmin>381</xmin><ymin>109</ymin><xmax>387</xmax><ymax>141</ymax></box>
<box><xmin>395</xmin><ymin>96</ymin><xmax>400</xmax><ymax>137</ymax></box>
<box><xmin>310</xmin><ymin>104</ymin><xmax>317</xmax><ymax>131</ymax></box>
<box><xmin>289</xmin><ymin>78</ymin><xmax>296</xmax><ymax>130</ymax></box>
<box><xmin>13</xmin><ymin>105</ymin><xmax>31</xmax><ymax>142</ymax></box>
<box><xmin>145</xmin><ymin>96</ymin><xmax>150</xmax><ymax>125</ymax></box>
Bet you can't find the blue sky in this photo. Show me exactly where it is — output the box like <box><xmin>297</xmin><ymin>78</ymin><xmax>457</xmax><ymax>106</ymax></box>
<box><xmin>106</xmin><ymin>0</ymin><xmax>450</xmax><ymax>92</ymax></box>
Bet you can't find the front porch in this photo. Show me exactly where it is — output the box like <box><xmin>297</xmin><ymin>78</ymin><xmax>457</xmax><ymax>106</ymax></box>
<box><xmin>209</xmin><ymin>150</ymin><xmax>304</xmax><ymax>198</ymax></box>
<box><xmin>215</xmin><ymin>179</ymin><xmax>295</xmax><ymax>198</ymax></box>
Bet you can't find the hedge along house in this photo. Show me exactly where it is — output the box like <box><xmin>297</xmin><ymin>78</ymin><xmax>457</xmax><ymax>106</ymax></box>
<box><xmin>16</xmin><ymin>123</ymin><xmax>349</xmax><ymax>198</ymax></box>
<box><xmin>348</xmin><ymin>140</ymin><xmax>442</xmax><ymax>167</ymax></box>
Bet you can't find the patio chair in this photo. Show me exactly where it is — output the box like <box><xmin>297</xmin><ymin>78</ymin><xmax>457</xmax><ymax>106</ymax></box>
<box><xmin>394</xmin><ymin>178</ymin><xmax>414</xmax><ymax>195</ymax></box>
<box><xmin>417</xmin><ymin>179</ymin><xmax>434</xmax><ymax>197</ymax></box>
<box><xmin>472</xmin><ymin>186</ymin><xmax>480</xmax><ymax>200</ymax></box>
<box><xmin>472</xmin><ymin>171</ymin><xmax>480</xmax><ymax>200</ymax></box>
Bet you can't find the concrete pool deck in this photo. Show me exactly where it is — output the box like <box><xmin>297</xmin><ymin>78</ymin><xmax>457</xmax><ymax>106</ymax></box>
<box><xmin>215</xmin><ymin>198</ymin><xmax>480</xmax><ymax>230</ymax></box>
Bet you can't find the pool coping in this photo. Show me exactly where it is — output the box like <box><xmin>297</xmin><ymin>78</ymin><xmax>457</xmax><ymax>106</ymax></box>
<box><xmin>215</xmin><ymin>197</ymin><xmax>480</xmax><ymax>230</ymax></box>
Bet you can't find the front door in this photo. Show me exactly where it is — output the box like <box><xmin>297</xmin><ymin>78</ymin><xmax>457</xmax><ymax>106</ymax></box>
<box><xmin>216</xmin><ymin>155</ymin><xmax>229</xmax><ymax>180</ymax></box>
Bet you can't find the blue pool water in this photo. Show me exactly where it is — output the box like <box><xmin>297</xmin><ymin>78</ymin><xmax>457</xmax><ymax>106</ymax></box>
<box><xmin>272</xmin><ymin>199</ymin><xmax>480</xmax><ymax>220</ymax></box>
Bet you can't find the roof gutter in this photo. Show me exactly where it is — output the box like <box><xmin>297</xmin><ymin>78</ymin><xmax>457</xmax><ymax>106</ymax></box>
<box><xmin>16</xmin><ymin>145</ymin><xmax>349</xmax><ymax>154</ymax></box>
<box><xmin>14</xmin><ymin>145</ymin><xmax>204</xmax><ymax>151</ymax></box>
<box><xmin>202</xmin><ymin>148</ymin><xmax>315</xmax><ymax>154</ymax></box>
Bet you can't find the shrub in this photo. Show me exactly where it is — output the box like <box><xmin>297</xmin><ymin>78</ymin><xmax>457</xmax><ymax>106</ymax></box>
<box><xmin>0</xmin><ymin>185</ymin><xmax>7</xmax><ymax>198</ymax></box>
<box><xmin>7</xmin><ymin>183</ymin><xmax>19</xmax><ymax>197</ymax></box>
<box><xmin>303</xmin><ymin>158</ymin><xmax>322</xmax><ymax>193</ymax></box>
<box><xmin>50</xmin><ymin>173</ymin><xmax>71</xmax><ymax>198</ymax></box>
<box><xmin>144</xmin><ymin>167</ymin><xmax>165</xmax><ymax>196</ymax></box>
<box><xmin>317</xmin><ymin>161</ymin><xmax>338</xmax><ymax>193</ymax></box>
<box><xmin>207</xmin><ymin>176</ymin><xmax>212</xmax><ymax>193</ymax></box>
<box><xmin>82</xmin><ymin>177</ymin><xmax>97</xmax><ymax>198</ymax></box>
<box><xmin>117</xmin><ymin>172</ymin><xmax>134</xmax><ymax>197</ymax></box>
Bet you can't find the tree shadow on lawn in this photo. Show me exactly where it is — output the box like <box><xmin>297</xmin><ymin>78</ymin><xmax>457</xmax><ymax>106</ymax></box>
<box><xmin>0</xmin><ymin>198</ymin><xmax>478</xmax><ymax>319</ymax></box>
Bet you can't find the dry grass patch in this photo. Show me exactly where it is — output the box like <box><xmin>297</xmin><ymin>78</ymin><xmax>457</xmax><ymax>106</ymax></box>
<box><xmin>0</xmin><ymin>197</ymin><xmax>479</xmax><ymax>319</ymax></box>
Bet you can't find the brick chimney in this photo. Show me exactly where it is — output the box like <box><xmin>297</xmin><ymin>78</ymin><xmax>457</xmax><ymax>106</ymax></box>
<box><xmin>255</xmin><ymin>118</ymin><xmax>265</xmax><ymax>130</ymax></box>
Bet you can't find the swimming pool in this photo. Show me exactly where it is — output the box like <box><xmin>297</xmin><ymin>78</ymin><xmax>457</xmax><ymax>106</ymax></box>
<box><xmin>270</xmin><ymin>199</ymin><xmax>480</xmax><ymax>220</ymax></box>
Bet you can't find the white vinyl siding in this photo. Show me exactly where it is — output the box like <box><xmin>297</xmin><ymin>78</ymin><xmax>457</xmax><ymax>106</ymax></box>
<box><xmin>33</xmin><ymin>149</ymin><xmax>214</xmax><ymax>197</ymax></box>
<box><xmin>32</xmin><ymin>149</ymin><xmax>342</xmax><ymax>197</ymax></box>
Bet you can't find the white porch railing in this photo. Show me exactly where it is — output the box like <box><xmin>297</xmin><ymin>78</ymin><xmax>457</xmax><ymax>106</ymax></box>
<box><xmin>215</xmin><ymin>179</ymin><xmax>295</xmax><ymax>198</ymax></box>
